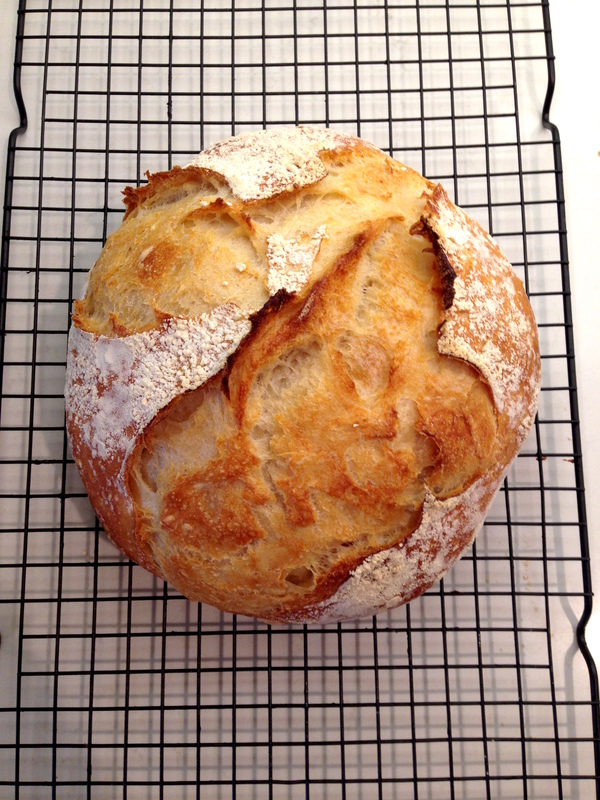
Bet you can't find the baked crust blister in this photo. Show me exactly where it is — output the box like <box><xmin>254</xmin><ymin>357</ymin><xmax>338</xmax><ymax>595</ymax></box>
<box><xmin>65</xmin><ymin>126</ymin><xmax>541</xmax><ymax>623</ymax></box>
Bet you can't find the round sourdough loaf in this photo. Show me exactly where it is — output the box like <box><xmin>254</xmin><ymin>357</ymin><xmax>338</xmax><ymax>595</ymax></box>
<box><xmin>65</xmin><ymin>127</ymin><xmax>541</xmax><ymax>623</ymax></box>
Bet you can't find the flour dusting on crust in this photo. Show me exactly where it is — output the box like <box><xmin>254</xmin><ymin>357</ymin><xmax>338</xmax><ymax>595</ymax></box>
<box><xmin>186</xmin><ymin>127</ymin><xmax>364</xmax><ymax>202</ymax></box>
<box><xmin>266</xmin><ymin>226</ymin><xmax>327</xmax><ymax>295</ymax></box>
<box><xmin>65</xmin><ymin>305</ymin><xmax>252</xmax><ymax>465</ymax></box>
<box><xmin>422</xmin><ymin>185</ymin><xmax>541</xmax><ymax>430</ymax></box>
<box><xmin>286</xmin><ymin>473</ymin><xmax>497</xmax><ymax>624</ymax></box>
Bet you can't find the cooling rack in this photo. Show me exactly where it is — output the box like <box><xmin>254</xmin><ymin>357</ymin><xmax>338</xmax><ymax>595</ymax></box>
<box><xmin>1</xmin><ymin>0</ymin><xmax>598</xmax><ymax>798</ymax></box>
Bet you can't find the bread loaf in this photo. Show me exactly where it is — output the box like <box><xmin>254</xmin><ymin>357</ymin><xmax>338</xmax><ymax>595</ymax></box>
<box><xmin>65</xmin><ymin>127</ymin><xmax>541</xmax><ymax>623</ymax></box>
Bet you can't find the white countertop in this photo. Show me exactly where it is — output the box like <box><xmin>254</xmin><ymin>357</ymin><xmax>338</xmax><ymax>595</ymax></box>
<box><xmin>1</xmin><ymin>0</ymin><xmax>598</xmax><ymax>664</ymax></box>
<box><xmin>543</xmin><ymin>0</ymin><xmax>600</xmax><ymax>665</ymax></box>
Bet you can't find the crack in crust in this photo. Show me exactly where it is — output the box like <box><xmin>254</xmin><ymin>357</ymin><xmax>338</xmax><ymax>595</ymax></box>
<box><xmin>410</xmin><ymin>217</ymin><xmax>457</xmax><ymax>310</ymax></box>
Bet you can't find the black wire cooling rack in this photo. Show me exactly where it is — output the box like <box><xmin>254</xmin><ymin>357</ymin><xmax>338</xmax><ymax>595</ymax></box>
<box><xmin>1</xmin><ymin>1</ymin><xmax>599</xmax><ymax>798</ymax></box>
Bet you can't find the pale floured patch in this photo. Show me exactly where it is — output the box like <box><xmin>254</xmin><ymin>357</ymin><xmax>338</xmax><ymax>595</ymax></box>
<box><xmin>266</xmin><ymin>226</ymin><xmax>327</xmax><ymax>295</ymax></box>
<box><xmin>65</xmin><ymin>305</ymin><xmax>252</xmax><ymax>468</ymax></box>
<box><xmin>186</xmin><ymin>127</ymin><xmax>365</xmax><ymax>202</ymax></box>
<box><xmin>422</xmin><ymin>185</ymin><xmax>541</xmax><ymax>432</ymax></box>
<box><xmin>286</xmin><ymin>473</ymin><xmax>497</xmax><ymax>625</ymax></box>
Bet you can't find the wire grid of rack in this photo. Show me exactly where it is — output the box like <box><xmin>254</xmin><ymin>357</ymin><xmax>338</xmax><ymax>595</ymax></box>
<box><xmin>0</xmin><ymin>0</ymin><xmax>598</xmax><ymax>798</ymax></box>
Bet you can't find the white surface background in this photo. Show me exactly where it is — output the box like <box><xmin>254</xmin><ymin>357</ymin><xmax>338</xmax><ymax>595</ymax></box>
<box><xmin>0</xmin><ymin>0</ymin><xmax>598</xmax><ymax>663</ymax></box>
<box><xmin>545</xmin><ymin>0</ymin><xmax>600</xmax><ymax>667</ymax></box>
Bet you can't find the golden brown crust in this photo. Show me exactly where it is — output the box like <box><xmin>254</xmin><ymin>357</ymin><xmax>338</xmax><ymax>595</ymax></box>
<box><xmin>65</xmin><ymin>126</ymin><xmax>541</xmax><ymax>623</ymax></box>
<box><xmin>122</xmin><ymin>166</ymin><xmax>228</xmax><ymax>220</ymax></box>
